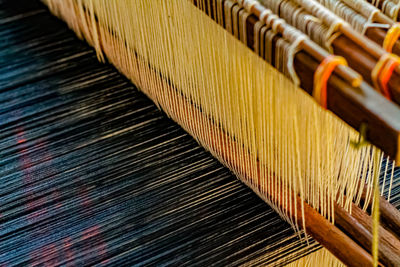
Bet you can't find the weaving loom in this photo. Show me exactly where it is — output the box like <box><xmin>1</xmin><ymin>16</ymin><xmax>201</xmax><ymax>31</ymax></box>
<box><xmin>1</xmin><ymin>0</ymin><xmax>400</xmax><ymax>266</ymax></box>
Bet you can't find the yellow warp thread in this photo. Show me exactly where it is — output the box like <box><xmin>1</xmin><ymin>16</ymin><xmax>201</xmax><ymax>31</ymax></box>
<box><xmin>284</xmin><ymin>248</ymin><xmax>345</xmax><ymax>267</ymax></box>
<box><xmin>372</xmin><ymin>150</ymin><xmax>381</xmax><ymax>267</ymax></box>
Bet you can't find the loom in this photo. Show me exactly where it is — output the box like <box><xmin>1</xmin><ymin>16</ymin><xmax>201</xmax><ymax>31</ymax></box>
<box><xmin>1</xmin><ymin>0</ymin><xmax>400</xmax><ymax>266</ymax></box>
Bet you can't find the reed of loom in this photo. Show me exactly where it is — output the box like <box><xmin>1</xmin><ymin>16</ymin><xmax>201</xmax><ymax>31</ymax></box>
<box><xmin>42</xmin><ymin>0</ymin><xmax>400</xmax><ymax>266</ymax></box>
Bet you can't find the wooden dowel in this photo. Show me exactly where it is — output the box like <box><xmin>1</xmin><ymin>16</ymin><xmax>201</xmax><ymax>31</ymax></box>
<box><xmin>332</xmin><ymin>34</ymin><xmax>400</xmax><ymax>105</ymax></box>
<box><xmin>302</xmin><ymin>41</ymin><xmax>362</xmax><ymax>87</ymax></box>
<box><xmin>350</xmin><ymin>202</ymin><xmax>400</xmax><ymax>266</ymax></box>
<box><xmin>332</xmin><ymin>35</ymin><xmax>377</xmax><ymax>83</ymax></box>
<box><xmin>366</xmin><ymin>27</ymin><xmax>400</xmax><ymax>56</ymax></box>
<box><xmin>335</xmin><ymin>201</ymin><xmax>400</xmax><ymax>267</ymax></box>
<box><xmin>360</xmin><ymin>185</ymin><xmax>400</xmax><ymax>239</ymax></box>
<box><xmin>340</xmin><ymin>23</ymin><xmax>385</xmax><ymax>60</ymax></box>
<box><xmin>379</xmin><ymin>197</ymin><xmax>400</xmax><ymax>239</ymax></box>
<box><xmin>295</xmin><ymin>195</ymin><xmax>375</xmax><ymax>267</ymax></box>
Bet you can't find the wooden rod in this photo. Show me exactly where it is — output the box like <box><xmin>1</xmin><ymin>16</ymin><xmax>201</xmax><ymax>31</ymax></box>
<box><xmin>366</xmin><ymin>27</ymin><xmax>400</xmax><ymax>56</ymax></box>
<box><xmin>350</xmin><ymin>201</ymin><xmax>400</xmax><ymax>266</ymax></box>
<box><xmin>339</xmin><ymin>23</ymin><xmax>385</xmax><ymax>60</ymax></box>
<box><xmin>378</xmin><ymin>197</ymin><xmax>400</xmax><ymax>239</ymax></box>
<box><xmin>360</xmin><ymin>185</ymin><xmax>400</xmax><ymax>239</ymax></box>
<box><xmin>335</xmin><ymin>200</ymin><xmax>400</xmax><ymax>267</ymax></box>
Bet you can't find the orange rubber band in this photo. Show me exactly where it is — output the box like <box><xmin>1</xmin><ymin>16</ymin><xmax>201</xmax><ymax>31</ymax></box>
<box><xmin>371</xmin><ymin>53</ymin><xmax>400</xmax><ymax>100</ymax></box>
<box><xmin>383</xmin><ymin>23</ymin><xmax>400</xmax><ymax>53</ymax></box>
<box><xmin>380</xmin><ymin>57</ymin><xmax>399</xmax><ymax>100</ymax></box>
<box><xmin>371</xmin><ymin>53</ymin><xmax>390</xmax><ymax>93</ymax></box>
<box><xmin>313</xmin><ymin>55</ymin><xmax>348</xmax><ymax>109</ymax></box>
